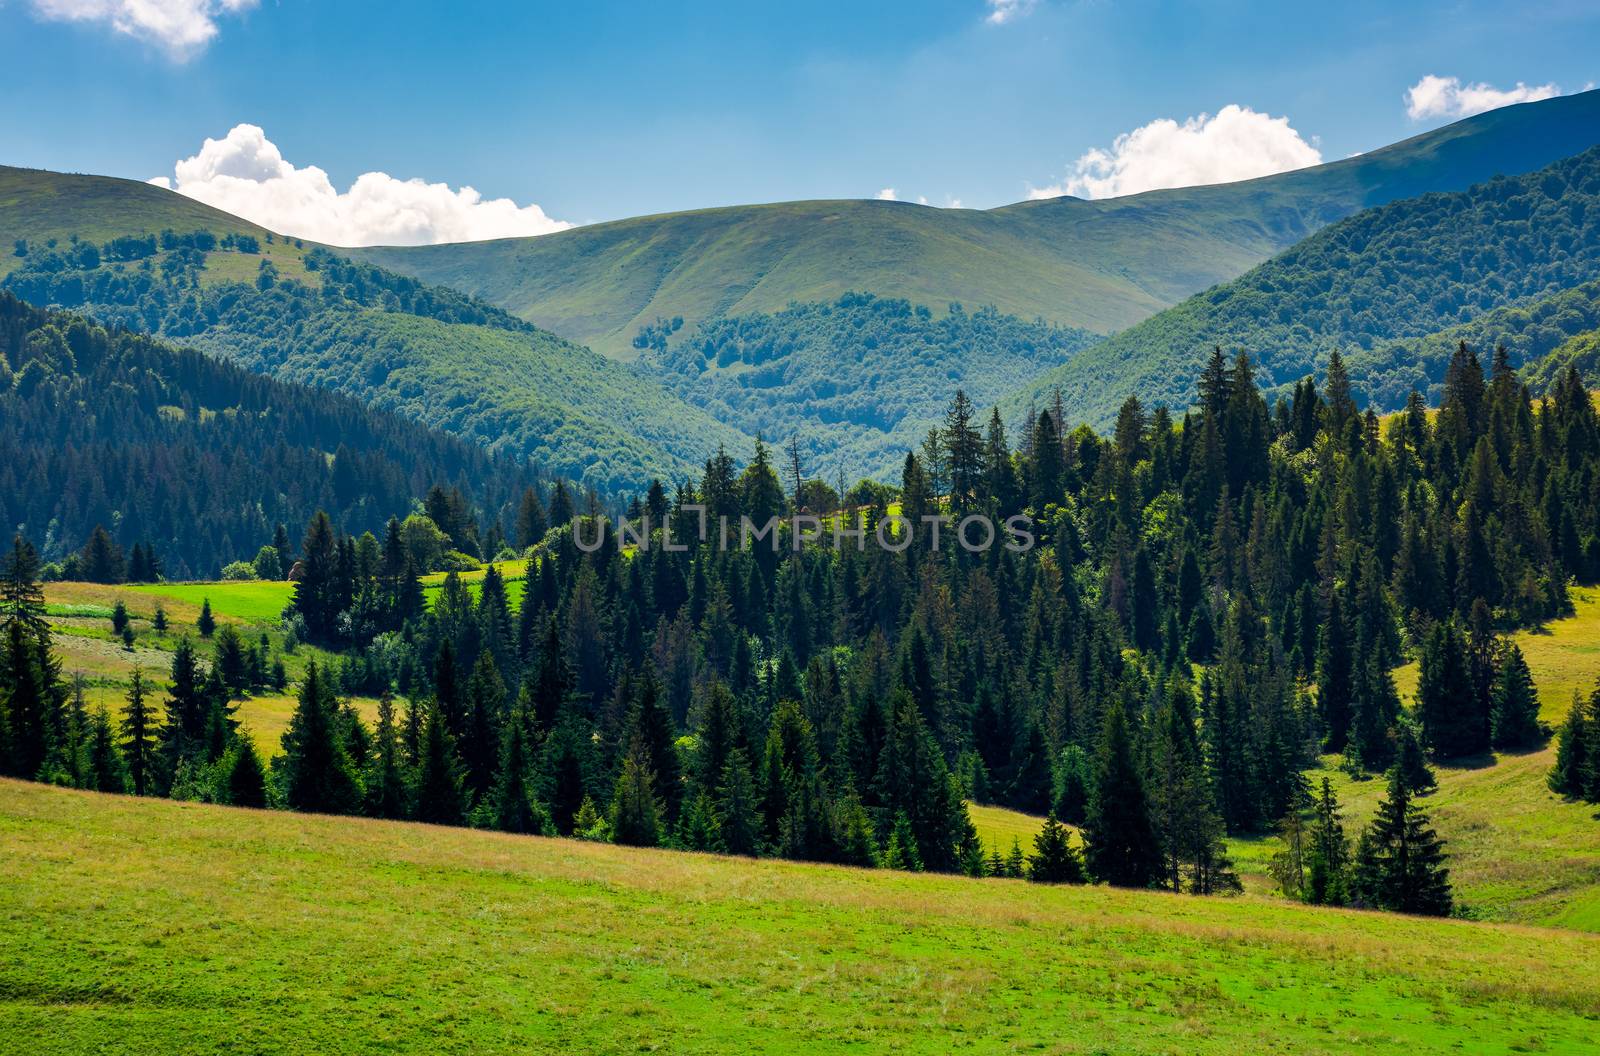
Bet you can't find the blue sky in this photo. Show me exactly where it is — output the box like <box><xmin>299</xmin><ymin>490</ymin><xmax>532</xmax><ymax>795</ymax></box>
<box><xmin>3</xmin><ymin>0</ymin><xmax>1596</xmax><ymax>242</ymax></box>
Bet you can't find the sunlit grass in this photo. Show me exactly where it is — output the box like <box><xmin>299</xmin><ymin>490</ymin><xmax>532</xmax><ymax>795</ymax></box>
<box><xmin>4</xmin><ymin>779</ymin><xmax>1600</xmax><ymax>1055</ymax></box>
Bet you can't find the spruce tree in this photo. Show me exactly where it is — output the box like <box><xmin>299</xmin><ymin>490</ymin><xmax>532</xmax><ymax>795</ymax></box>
<box><xmin>1417</xmin><ymin>619</ymin><xmax>1486</xmax><ymax>758</ymax></box>
<box><xmin>1051</xmin><ymin>744</ymin><xmax>1091</xmax><ymax>825</ymax></box>
<box><xmin>1490</xmin><ymin>643</ymin><xmax>1541</xmax><ymax>750</ymax></box>
<box><xmin>365</xmin><ymin>692</ymin><xmax>410</xmax><ymax>820</ymax></box>
<box><xmin>1003</xmin><ymin>837</ymin><xmax>1026</xmax><ymax>879</ymax></box>
<box><xmin>1304</xmin><ymin>778</ymin><xmax>1349</xmax><ymax>906</ymax></box>
<box><xmin>222</xmin><ymin>736</ymin><xmax>269</xmax><ymax>808</ymax></box>
<box><xmin>196</xmin><ymin>598</ymin><xmax>216</xmax><ymax>638</ymax></box>
<box><xmin>490</xmin><ymin>701</ymin><xmax>548</xmax><ymax>834</ymax></box>
<box><xmin>880</xmin><ymin>811</ymin><xmax>923</xmax><ymax>871</ymax></box>
<box><xmin>1316</xmin><ymin>593</ymin><xmax>1354</xmax><ymax>752</ymax></box>
<box><xmin>1084</xmin><ymin>701</ymin><xmax>1162</xmax><ymax>888</ymax></box>
<box><xmin>415</xmin><ymin>699</ymin><xmax>467</xmax><ymax>826</ymax></box>
<box><xmin>539</xmin><ymin>705</ymin><xmax>597</xmax><ymax>834</ymax></box>
<box><xmin>1549</xmin><ymin>692</ymin><xmax>1591</xmax><ymax>799</ymax></box>
<box><xmin>1027</xmin><ymin>813</ymin><xmax>1085</xmax><ymax>884</ymax></box>
<box><xmin>118</xmin><ymin>668</ymin><xmax>158</xmax><ymax>796</ymax></box>
<box><xmin>84</xmin><ymin>705</ymin><xmax>127</xmax><ymax>793</ymax></box>
<box><xmin>610</xmin><ymin>738</ymin><xmax>663</xmax><ymax>847</ymax></box>
<box><xmin>278</xmin><ymin>662</ymin><xmax>363</xmax><ymax>815</ymax></box>
<box><xmin>1392</xmin><ymin>719</ymin><xmax>1437</xmax><ymax>795</ymax></box>
<box><xmin>716</xmin><ymin>747</ymin><xmax>763</xmax><ymax>856</ymax></box>
<box><xmin>1354</xmin><ymin>770</ymin><xmax>1453</xmax><ymax>916</ymax></box>
<box><xmin>461</xmin><ymin>650</ymin><xmax>506</xmax><ymax>804</ymax></box>
<box><xmin>1</xmin><ymin>620</ymin><xmax>58</xmax><ymax>780</ymax></box>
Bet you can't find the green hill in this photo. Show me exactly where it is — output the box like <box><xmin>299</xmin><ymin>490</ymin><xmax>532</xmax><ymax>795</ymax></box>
<box><xmin>354</xmin><ymin>90</ymin><xmax>1600</xmax><ymax>359</ymax></box>
<box><xmin>641</xmin><ymin>293</ymin><xmax>1099</xmax><ymax>482</ymax></box>
<box><xmin>1013</xmin><ymin>144</ymin><xmax>1600</xmax><ymax>427</ymax></box>
<box><xmin>0</xmin><ymin>165</ymin><xmax>271</xmax><ymax>271</ymax></box>
<box><xmin>5</xmin><ymin>778</ymin><xmax>1600</xmax><ymax>1055</ymax></box>
<box><xmin>0</xmin><ymin>231</ymin><xmax>751</xmax><ymax>492</ymax></box>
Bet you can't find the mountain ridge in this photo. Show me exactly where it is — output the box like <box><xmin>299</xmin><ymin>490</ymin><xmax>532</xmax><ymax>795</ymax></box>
<box><xmin>352</xmin><ymin>90</ymin><xmax>1600</xmax><ymax>358</ymax></box>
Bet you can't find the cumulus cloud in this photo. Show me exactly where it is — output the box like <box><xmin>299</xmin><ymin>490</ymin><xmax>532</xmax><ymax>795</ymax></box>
<box><xmin>1404</xmin><ymin>74</ymin><xmax>1563</xmax><ymax>121</ymax></box>
<box><xmin>149</xmin><ymin>124</ymin><xmax>573</xmax><ymax>247</ymax></box>
<box><xmin>29</xmin><ymin>0</ymin><xmax>255</xmax><ymax>59</ymax></box>
<box><xmin>876</xmin><ymin>187</ymin><xmax>898</xmax><ymax>201</ymax></box>
<box><xmin>1027</xmin><ymin>104</ymin><xmax>1322</xmax><ymax>201</ymax></box>
<box><xmin>985</xmin><ymin>0</ymin><xmax>1038</xmax><ymax>25</ymax></box>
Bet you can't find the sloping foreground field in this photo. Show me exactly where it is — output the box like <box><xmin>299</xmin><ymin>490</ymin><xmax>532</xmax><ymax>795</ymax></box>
<box><xmin>3</xmin><ymin>781</ymin><xmax>1599</xmax><ymax>1055</ymax></box>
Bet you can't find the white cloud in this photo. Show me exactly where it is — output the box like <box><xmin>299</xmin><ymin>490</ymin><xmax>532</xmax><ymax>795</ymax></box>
<box><xmin>29</xmin><ymin>0</ymin><xmax>255</xmax><ymax>59</ymax></box>
<box><xmin>985</xmin><ymin>0</ymin><xmax>1037</xmax><ymax>25</ymax></box>
<box><xmin>149</xmin><ymin>124</ymin><xmax>573</xmax><ymax>247</ymax></box>
<box><xmin>1404</xmin><ymin>74</ymin><xmax>1562</xmax><ymax>121</ymax></box>
<box><xmin>876</xmin><ymin>187</ymin><xmax>898</xmax><ymax>201</ymax></box>
<box><xmin>1027</xmin><ymin>104</ymin><xmax>1322</xmax><ymax>201</ymax></box>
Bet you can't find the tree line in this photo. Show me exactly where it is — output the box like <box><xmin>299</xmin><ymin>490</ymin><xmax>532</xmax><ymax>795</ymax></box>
<box><xmin>12</xmin><ymin>339</ymin><xmax>1596</xmax><ymax>911</ymax></box>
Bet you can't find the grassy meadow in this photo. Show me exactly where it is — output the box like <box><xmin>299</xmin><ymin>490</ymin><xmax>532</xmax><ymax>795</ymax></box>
<box><xmin>31</xmin><ymin>573</ymin><xmax>1600</xmax><ymax>935</ymax></box>
<box><xmin>5</xmin><ymin>778</ymin><xmax>1600</xmax><ymax>1056</ymax></box>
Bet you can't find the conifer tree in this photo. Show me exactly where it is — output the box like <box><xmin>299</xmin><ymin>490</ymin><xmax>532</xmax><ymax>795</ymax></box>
<box><xmin>118</xmin><ymin>668</ymin><xmax>158</xmax><ymax>796</ymax></box>
<box><xmin>222</xmin><ymin>736</ymin><xmax>269</xmax><ymax>808</ymax></box>
<box><xmin>715</xmin><ymin>746</ymin><xmax>763</xmax><ymax>856</ymax></box>
<box><xmin>84</xmin><ymin>704</ymin><xmax>126</xmax><ymax>793</ymax></box>
<box><xmin>1417</xmin><ymin>619</ymin><xmax>1487</xmax><ymax>758</ymax></box>
<box><xmin>1316</xmin><ymin>593</ymin><xmax>1354</xmax><ymax>752</ymax></box>
<box><xmin>196</xmin><ymin>598</ymin><xmax>216</xmax><ymax>638</ymax></box>
<box><xmin>1353</xmin><ymin>770</ymin><xmax>1453</xmax><ymax>916</ymax></box>
<box><xmin>879</xmin><ymin>811</ymin><xmax>924</xmax><ymax>871</ymax></box>
<box><xmin>461</xmin><ymin>650</ymin><xmax>506</xmax><ymax>804</ymax></box>
<box><xmin>1392</xmin><ymin>719</ymin><xmax>1437</xmax><ymax>795</ymax></box>
<box><xmin>1051</xmin><ymin>744</ymin><xmax>1091</xmax><ymax>826</ymax></box>
<box><xmin>490</xmin><ymin>700</ymin><xmax>548</xmax><ymax>835</ymax></box>
<box><xmin>1490</xmin><ymin>643</ymin><xmax>1541</xmax><ymax>750</ymax></box>
<box><xmin>1084</xmin><ymin>701</ymin><xmax>1162</xmax><ymax>888</ymax></box>
<box><xmin>625</xmin><ymin>670</ymin><xmax>683</xmax><ymax>823</ymax></box>
<box><xmin>1027</xmin><ymin>813</ymin><xmax>1085</xmax><ymax>884</ymax></box>
<box><xmin>414</xmin><ymin>699</ymin><xmax>467</xmax><ymax>826</ymax></box>
<box><xmin>2</xmin><ymin>622</ymin><xmax>55</xmax><ymax>780</ymax></box>
<box><xmin>1003</xmin><ymin>837</ymin><xmax>1026</xmax><ymax>879</ymax></box>
<box><xmin>1304</xmin><ymin>778</ymin><xmax>1349</xmax><ymax>906</ymax></box>
<box><xmin>876</xmin><ymin>691</ymin><xmax>969</xmax><ymax>873</ymax></box>
<box><xmin>1549</xmin><ymin>691</ymin><xmax>1592</xmax><ymax>799</ymax></box>
<box><xmin>278</xmin><ymin>662</ymin><xmax>362</xmax><ymax>815</ymax></box>
<box><xmin>610</xmin><ymin>737</ymin><xmax>663</xmax><ymax>847</ymax></box>
<box><xmin>365</xmin><ymin>692</ymin><xmax>410</xmax><ymax>820</ymax></box>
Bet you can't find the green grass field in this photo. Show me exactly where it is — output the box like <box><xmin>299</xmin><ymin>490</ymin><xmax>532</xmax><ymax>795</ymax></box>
<box><xmin>3</xmin><ymin>778</ymin><xmax>1599</xmax><ymax>1055</ymax></box>
<box><xmin>1229</xmin><ymin>586</ymin><xmax>1600</xmax><ymax>929</ymax></box>
<box><xmin>121</xmin><ymin>580</ymin><xmax>296</xmax><ymax>624</ymax></box>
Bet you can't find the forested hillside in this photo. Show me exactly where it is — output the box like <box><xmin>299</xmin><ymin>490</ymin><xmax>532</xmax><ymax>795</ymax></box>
<box><xmin>356</xmin><ymin>90</ymin><xmax>1600</xmax><ymax>358</ymax></box>
<box><xmin>1015</xmin><ymin>145</ymin><xmax>1600</xmax><ymax>426</ymax></box>
<box><xmin>1</xmin><ymin>236</ymin><xmax>751</xmax><ymax>491</ymax></box>
<box><xmin>9</xmin><ymin>333</ymin><xmax>1595</xmax><ymax>924</ymax></box>
<box><xmin>642</xmin><ymin>293</ymin><xmax>1098</xmax><ymax>481</ymax></box>
<box><xmin>0</xmin><ymin>291</ymin><xmax>551</xmax><ymax>578</ymax></box>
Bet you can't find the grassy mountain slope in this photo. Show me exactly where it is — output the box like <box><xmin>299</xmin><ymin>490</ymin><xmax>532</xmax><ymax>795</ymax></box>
<box><xmin>0</xmin><ymin>233</ymin><xmax>751</xmax><ymax>492</ymax></box>
<box><xmin>6</xmin><ymin>779</ymin><xmax>1600</xmax><ymax>1055</ymax></box>
<box><xmin>0</xmin><ymin>166</ymin><xmax>269</xmax><ymax>271</ymax></box>
<box><xmin>642</xmin><ymin>293</ymin><xmax>1099</xmax><ymax>481</ymax></box>
<box><xmin>1014</xmin><ymin>144</ymin><xmax>1600</xmax><ymax>428</ymax></box>
<box><xmin>355</xmin><ymin>90</ymin><xmax>1600</xmax><ymax>358</ymax></box>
